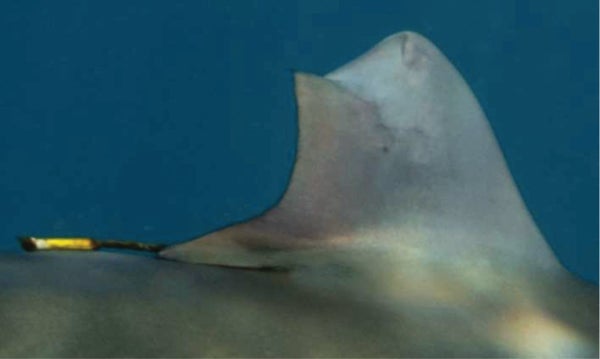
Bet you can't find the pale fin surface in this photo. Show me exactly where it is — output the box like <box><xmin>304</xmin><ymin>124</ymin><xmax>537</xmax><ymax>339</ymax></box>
<box><xmin>160</xmin><ymin>32</ymin><xmax>558</xmax><ymax>270</ymax></box>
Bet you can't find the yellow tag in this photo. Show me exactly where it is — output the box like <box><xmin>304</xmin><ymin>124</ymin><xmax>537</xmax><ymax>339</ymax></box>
<box><xmin>31</xmin><ymin>237</ymin><xmax>97</xmax><ymax>250</ymax></box>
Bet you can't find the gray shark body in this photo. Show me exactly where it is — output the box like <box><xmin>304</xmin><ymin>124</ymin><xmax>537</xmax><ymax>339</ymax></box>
<box><xmin>0</xmin><ymin>32</ymin><xmax>597</xmax><ymax>357</ymax></box>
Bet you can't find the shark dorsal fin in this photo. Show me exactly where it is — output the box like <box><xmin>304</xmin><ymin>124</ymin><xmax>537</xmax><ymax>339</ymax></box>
<box><xmin>160</xmin><ymin>32</ymin><xmax>558</xmax><ymax>270</ymax></box>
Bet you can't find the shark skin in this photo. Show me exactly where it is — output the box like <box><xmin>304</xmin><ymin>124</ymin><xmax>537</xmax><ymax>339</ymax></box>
<box><xmin>0</xmin><ymin>32</ymin><xmax>597</xmax><ymax>357</ymax></box>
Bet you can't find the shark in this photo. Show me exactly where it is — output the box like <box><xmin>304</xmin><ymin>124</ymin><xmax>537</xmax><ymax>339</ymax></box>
<box><xmin>0</xmin><ymin>31</ymin><xmax>597</xmax><ymax>358</ymax></box>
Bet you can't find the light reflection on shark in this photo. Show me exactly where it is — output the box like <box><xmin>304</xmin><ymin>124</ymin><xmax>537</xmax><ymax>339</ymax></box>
<box><xmin>0</xmin><ymin>32</ymin><xmax>597</xmax><ymax>357</ymax></box>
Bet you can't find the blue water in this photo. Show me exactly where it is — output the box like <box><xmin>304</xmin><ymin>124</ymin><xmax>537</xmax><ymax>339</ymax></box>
<box><xmin>0</xmin><ymin>0</ymin><xmax>597</xmax><ymax>282</ymax></box>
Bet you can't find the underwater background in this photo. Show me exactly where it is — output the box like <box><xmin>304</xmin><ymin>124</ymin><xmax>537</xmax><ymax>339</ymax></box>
<box><xmin>0</xmin><ymin>0</ymin><xmax>597</xmax><ymax>282</ymax></box>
